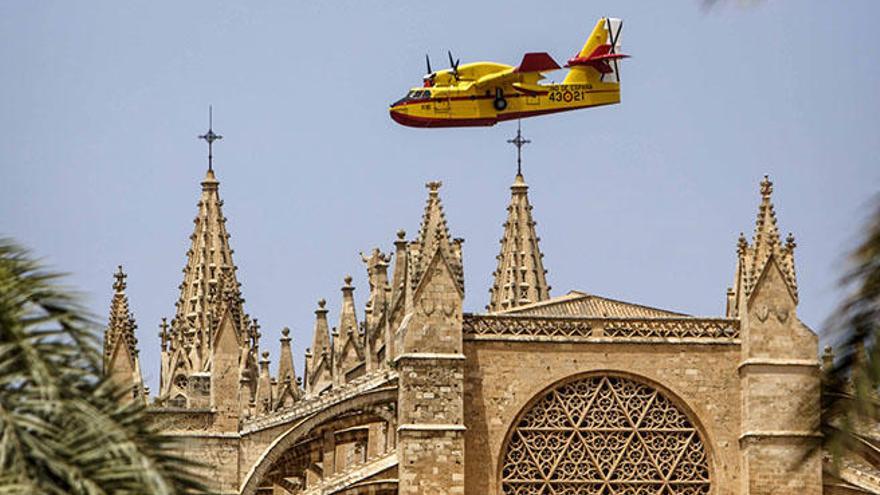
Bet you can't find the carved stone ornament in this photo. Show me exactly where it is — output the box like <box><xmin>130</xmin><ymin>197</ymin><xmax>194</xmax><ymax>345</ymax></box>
<box><xmin>755</xmin><ymin>305</ymin><xmax>770</xmax><ymax>323</ymax></box>
<box><xmin>775</xmin><ymin>308</ymin><xmax>790</xmax><ymax>323</ymax></box>
<box><xmin>419</xmin><ymin>299</ymin><xmax>436</xmax><ymax>316</ymax></box>
<box><xmin>501</xmin><ymin>375</ymin><xmax>710</xmax><ymax>494</ymax></box>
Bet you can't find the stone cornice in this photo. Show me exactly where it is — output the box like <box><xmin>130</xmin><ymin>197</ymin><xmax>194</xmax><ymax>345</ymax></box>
<box><xmin>737</xmin><ymin>358</ymin><xmax>820</xmax><ymax>372</ymax></box>
<box><xmin>393</xmin><ymin>352</ymin><xmax>466</xmax><ymax>362</ymax></box>
<box><xmin>397</xmin><ymin>424</ymin><xmax>467</xmax><ymax>432</ymax></box>
<box><xmin>740</xmin><ymin>430</ymin><xmax>822</xmax><ymax>441</ymax></box>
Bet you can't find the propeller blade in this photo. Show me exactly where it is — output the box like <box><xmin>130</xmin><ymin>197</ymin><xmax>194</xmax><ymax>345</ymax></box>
<box><xmin>425</xmin><ymin>54</ymin><xmax>432</xmax><ymax>74</ymax></box>
<box><xmin>447</xmin><ymin>50</ymin><xmax>459</xmax><ymax>77</ymax></box>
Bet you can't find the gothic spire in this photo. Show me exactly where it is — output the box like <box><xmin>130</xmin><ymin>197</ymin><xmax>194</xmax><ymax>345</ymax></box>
<box><xmin>158</xmin><ymin>122</ymin><xmax>254</xmax><ymax>403</ymax></box>
<box><xmin>727</xmin><ymin>175</ymin><xmax>799</xmax><ymax>316</ymax></box>
<box><xmin>104</xmin><ymin>265</ymin><xmax>145</xmax><ymax>402</ymax></box>
<box><xmin>170</xmin><ymin>165</ymin><xmax>248</xmax><ymax>359</ymax></box>
<box><xmin>410</xmin><ymin>181</ymin><xmax>464</xmax><ymax>293</ymax></box>
<box><xmin>487</xmin><ymin>172</ymin><xmax>551</xmax><ymax>312</ymax></box>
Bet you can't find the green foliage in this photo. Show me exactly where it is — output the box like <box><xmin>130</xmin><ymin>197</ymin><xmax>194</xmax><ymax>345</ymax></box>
<box><xmin>822</xmin><ymin>200</ymin><xmax>880</xmax><ymax>469</ymax></box>
<box><xmin>0</xmin><ymin>239</ymin><xmax>207</xmax><ymax>495</ymax></box>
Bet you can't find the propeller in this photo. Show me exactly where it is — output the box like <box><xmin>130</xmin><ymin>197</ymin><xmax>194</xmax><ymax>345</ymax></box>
<box><xmin>425</xmin><ymin>54</ymin><xmax>432</xmax><ymax>75</ymax></box>
<box><xmin>447</xmin><ymin>50</ymin><xmax>460</xmax><ymax>79</ymax></box>
<box><xmin>603</xmin><ymin>17</ymin><xmax>623</xmax><ymax>83</ymax></box>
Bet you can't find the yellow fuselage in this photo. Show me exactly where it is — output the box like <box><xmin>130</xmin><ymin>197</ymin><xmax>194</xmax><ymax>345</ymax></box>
<box><xmin>389</xmin><ymin>63</ymin><xmax>620</xmax><ymax>128</ymax></box>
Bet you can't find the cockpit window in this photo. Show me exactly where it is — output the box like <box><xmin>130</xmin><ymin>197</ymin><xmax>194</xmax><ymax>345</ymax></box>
<box><xmin>391</xmin><ymin>90</ymin><xmax>431</xmax><ymax>107</ymax></box>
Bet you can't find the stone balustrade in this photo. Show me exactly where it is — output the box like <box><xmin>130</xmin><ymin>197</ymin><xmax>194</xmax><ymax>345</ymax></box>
<box><xmin>463</xmin><ymin>314</ymin><xmax>739</xmax><ymax>342</ymax></box>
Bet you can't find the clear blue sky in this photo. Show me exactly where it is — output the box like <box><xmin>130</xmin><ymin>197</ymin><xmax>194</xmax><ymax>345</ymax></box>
<box><xmin>2</xmin><ymin>1</ymin><xmax>878</xmax><ymax>394</ymax></box>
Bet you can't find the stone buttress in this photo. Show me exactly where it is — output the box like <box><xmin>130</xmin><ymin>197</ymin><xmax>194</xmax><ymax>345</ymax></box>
<box><xmin>395</xmin><ymin>181</ymin><xmax>466</xmax><ymax>495</ymax></box>
<box><xmin>731</xmin><ymin>176</ymin><xmax>821</xmax><ymax>494</ymax></box>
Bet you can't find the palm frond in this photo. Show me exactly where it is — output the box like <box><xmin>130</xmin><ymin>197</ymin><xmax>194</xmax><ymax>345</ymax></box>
<box><xmin>0</xmin><ymin>239</ymin><xmax>208</xmax><ymax>494</ymax></box>
<box><xmin>821</xmin><ymin>198</ymin><xmax>880</xmax><ymax>472</ymax></box>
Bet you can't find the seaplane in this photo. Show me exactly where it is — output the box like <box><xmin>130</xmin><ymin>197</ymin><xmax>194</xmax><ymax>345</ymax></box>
<box><xmin>389</xmin><ymin>17</ymin><xmax>628</xmax><ymax>128</ymax></box>
<box><xmin>389</xmin><ymin>17</ymin><xmax>629</xmax><ymax>127</ymax></box>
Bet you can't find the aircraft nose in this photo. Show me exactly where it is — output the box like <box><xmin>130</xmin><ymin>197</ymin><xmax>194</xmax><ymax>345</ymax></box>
<box><xmin>389</xmin><ymin>108</ymin><xmax>405</xmax><ymax>124</ymax></box>
<box><xmin>389</xmin><ymin>107</ymin><xmax>417</xmax><ymax>127</ymax></box>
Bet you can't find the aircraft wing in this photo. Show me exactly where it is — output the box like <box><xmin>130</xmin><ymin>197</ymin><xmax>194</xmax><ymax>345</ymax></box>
<box><xmin>473</xmin><ymin>52</ymin><xmax>560</xmax><ymax>90</ymax></box>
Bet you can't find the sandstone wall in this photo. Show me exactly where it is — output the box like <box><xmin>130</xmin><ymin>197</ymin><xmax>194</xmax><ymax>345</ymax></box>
<box><xmin>463</xmin><ymin>340</ymin><xmax>742</xmax><ymax>494</ymax></box>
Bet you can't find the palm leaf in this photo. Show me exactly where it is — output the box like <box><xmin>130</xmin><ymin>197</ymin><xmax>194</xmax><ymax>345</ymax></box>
<box><xmin>0</xmin><ymin>239</ymin><xmax>208</xmax><ymax>494</ymax></box>
<box><xmin>821</xmin><ymin>198</ymin><xmax>880</xmax><ymax>474</ymax></box>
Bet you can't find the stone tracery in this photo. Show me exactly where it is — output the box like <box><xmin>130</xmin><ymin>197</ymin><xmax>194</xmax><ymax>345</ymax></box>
<box><xmin>501</xmin><ymin>375</ymin><xmax>710</xmax><ymax>495</ymax></box>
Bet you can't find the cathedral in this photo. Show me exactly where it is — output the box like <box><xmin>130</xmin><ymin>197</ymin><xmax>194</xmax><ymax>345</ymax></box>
<box><xmin>101</xmin><ymin>128</ymin><xmax>879</xmax><ymax>495</ymax></box>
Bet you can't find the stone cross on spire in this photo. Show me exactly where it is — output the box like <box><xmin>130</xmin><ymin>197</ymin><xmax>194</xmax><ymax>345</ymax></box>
<box><xmin>113</xmin><ymin>264</ymin><xmax>127</xmax><ymax>292</ymax></box>
<box><xmin>198</xmin><ymin>105</ymin><xmax>223</xmax><ymax>172</ymax></box>
<box><xmin>507</xmin><ymin>120</ymin><xmax>530</xmax><ymax>176</ymax></box>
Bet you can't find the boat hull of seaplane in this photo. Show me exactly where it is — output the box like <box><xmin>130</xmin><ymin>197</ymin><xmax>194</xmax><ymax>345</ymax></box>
<box><xmin>389</xmin><ymin>85</ymin><xmax>621</xmax><ymax>128</ymax></box>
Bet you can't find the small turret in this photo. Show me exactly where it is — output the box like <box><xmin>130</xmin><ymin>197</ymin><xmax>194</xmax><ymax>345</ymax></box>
<box><xmin>362</xmin><ymin>248</ymin><xmax>392</xmax><ymax>371</ymax></box>
<box><xmin>276</xmin><ymin>327</ymin><xmax>296</xmax><ymax>385</ymax></box>
<box><xmin>306</xmin><ymin>299</ymin><xmax>333</xmax><ymax>396</ymax></box>
<box><xmin>104</xmin><ymin>265</ymin><xmax>146</xmax><ymax>403</ymax></box>
<box><xmin>255</xmin><ymin>351</ymin><xmax>272</xmax><ymax>414</ymax></box>
<box><xmin>333</xmin><ymin>276</ymin><xmax>365</xmax><ymax>383</ymax></box>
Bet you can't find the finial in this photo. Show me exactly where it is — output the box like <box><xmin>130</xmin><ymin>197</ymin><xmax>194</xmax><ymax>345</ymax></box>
<box><xmin>281</xmin><ymin>327</ymin><xmax>290</xmax><ymax>337</ymax></box>
<box><xmin>396</xmin><ymin>229</ymin><xmax>406</xmax><ymax>240</ymax></box>
<box><xmin>159</xmin><ymin>317</ymin><xmax>169</xmax><ymax>350</ymax></box>
<box><xmin>426</xmin><ymin>181</ymin><xmax>442</xmax><ymax>194</ymax></box>
<box><xmin>785</xmin><ymin>232</ymin><xmax>797</xmax><ymax>251</ymax></box>
<box><xmin>198</xmin><ymin>105</ymin><xmax>223</xmax><ymax>172</ymax></box>
<box><xmin>318</xmin><ymin>298</ymin><xmax>327</xmax><ymax>310</ymax></box>
<box><xmin>113</xmin><ymin>265</ymin><xmax>127</xmax><ymax>292</ymax></box>
<box><xmin>737</xmin><ymin>233</ymin><xmax>748</xmax><ymax>256</ymax></box>
<box><xmin>344</xmin><ymin>275</ymin><xmax>353</xmax><ymax>287</ymax></box>
<box><xmin>760</xmin><ymin>174</ymin><xmax>773</xmax><ymax>200</ymax></box>
<box><xmin>507</xmin><ymin>120</ymin><xmax>530</xmax><ymax>176</ymax></box>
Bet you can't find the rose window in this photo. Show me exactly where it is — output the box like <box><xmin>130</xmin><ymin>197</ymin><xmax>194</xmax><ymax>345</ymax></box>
<box><xmin>501</xmin><ymin>375</ymin><xmax>710</xmax><ymax>495</ymax></box>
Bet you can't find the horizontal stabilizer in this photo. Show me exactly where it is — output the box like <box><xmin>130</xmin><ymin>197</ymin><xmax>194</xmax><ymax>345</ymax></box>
<box><xmin>515</xmin><ymin>52</ymin><xmax>561</xmax><ymax>73</ymax></box>
<box><xmin>566</xmin><ymin>43</ymin><xmax>629</xmax><ymax>73</ymax></box>
<box><xmin>566</xmin><ymin>53</ymin><xmax>630</xmax><ymax>74</ymax></box>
